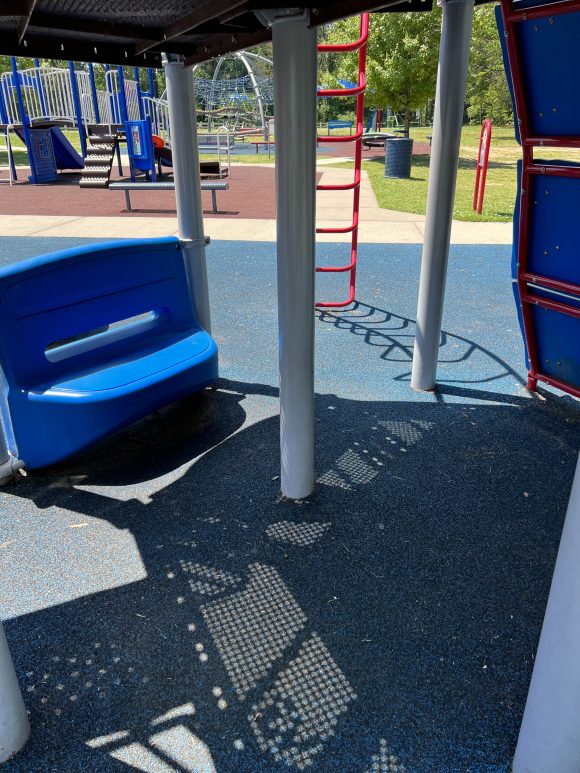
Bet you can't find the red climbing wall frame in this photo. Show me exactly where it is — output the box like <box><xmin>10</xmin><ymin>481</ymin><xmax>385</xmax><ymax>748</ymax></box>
<box><xmin>500</xmin><ymin>0</ymin><xmax>580</xmax><ymax>398</ymax></box>
<box><xmin>315</xmin><ymin>13</ymin><xmax>369</xmax><ymax>308</ymax></box>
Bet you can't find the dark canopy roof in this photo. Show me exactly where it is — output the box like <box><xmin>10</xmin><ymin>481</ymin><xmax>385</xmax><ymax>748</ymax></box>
<box><xmin>0</xmin><ymin>0</ymin><xmax>433</xmax><ymax>68</ymax></box>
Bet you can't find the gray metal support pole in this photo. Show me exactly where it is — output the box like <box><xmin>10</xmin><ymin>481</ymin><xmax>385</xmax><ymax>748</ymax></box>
<box><xmin>513</xmin><ymin>454</ymin><xmax>580</xmax><ymax>772</ymax></box>
<box><xmin>164</xmin><ymin>55</ymin><xmax>211</xmax><ymax>334</ymax></box>
<box><xmin>0</xmin><ymin>405</ymin><xmax>22</xmax><ymax>485</ymax></box>
<box><xmin>0</xmin><ymin>622</ymin><xmax>30</xmax><ymax>763</ymax></box>
<box><xmin>272</xmin><ymin>16</ymin><xmax>317</xmax><ymax>500</ymax></box>
<box><xmin>410</xmin><ymin>0</ymin><xmax>474</xmax><ymax>391</ymax></box>
<box><xmin>0</xmin><ymin>427</ymin><xmax>11</xmax><ymax>485</ymax></box>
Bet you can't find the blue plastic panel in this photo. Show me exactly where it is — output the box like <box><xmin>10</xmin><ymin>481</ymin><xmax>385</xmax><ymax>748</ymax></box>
<box><xmin>527</xmin><ymin>164</ymin><xmax>580</xmax><ymax>285</ymax></box>
<box><xmin>0</xmin><ymin>238</ymin><xmax>194</xmax><ymax>386</ymax></box>
<box><xmin>531</xmin><ymin>303</ymin><xmax>580</xmax><ymax>387</ymax></box>
<box><xmin>0</xmin><ymin>237</ymin><xmax>218</xmax><ymax>468</ymax></box>
<box><xmin>29</xmin><ymin>128</ymin><xmax>57</xmax><ymax>183</ymax></box>
<box><xmin>125</xmin><ymin>119</ymin><xmax>155</xmax><ymax>180</ymax></box>
<box><xmin>516</xmin><ymin>9</ymin><xmax>580</xmax><ymax>137</ymax></box>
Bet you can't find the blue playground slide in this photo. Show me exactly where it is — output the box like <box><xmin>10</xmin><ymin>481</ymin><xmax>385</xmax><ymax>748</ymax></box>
<box><xmin>365</xmin><ymin>109</ymin><xmax>377</xmax><ymax>133</ymax></box>
<box><xmin>49</xmin><ymin>126</ymin><xmax>84</xmax><ymax>169</ymax></box>
<box><xmin>14</xmin><ymin>125</ymin><xmax>84</xmax><ymax>171</ymax></box>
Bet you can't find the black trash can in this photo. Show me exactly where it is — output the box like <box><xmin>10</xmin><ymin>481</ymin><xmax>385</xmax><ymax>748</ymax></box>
<box><xmin>384</xmin><ymin>137</ymin><xmax>413</xmax><ymax>179</ymax></box>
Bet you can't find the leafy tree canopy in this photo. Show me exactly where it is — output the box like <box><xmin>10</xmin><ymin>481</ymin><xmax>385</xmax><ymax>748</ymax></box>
<box><xmin>466</xmin><ymin>5</ymin><xmax>513</xmax><ymax>124</ymax></box>
<box><xmin>320</xmin><ymin>5</ymin><xmax>513</xmax><ymax>127</ymax></box>
<box><xmin>319</xmin><ymin>10</ymin><xmax>441</xmax><ymax>131</ymax></box>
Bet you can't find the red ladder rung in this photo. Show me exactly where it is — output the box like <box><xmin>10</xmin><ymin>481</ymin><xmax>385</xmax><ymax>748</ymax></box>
<box><xmin>521</xmin><ymin>273</ymin><xmax>580</xmax><ymax>296</ymax></box>
<box><xmin>316</xmin><ymin>259</ymin><xmax>357</xmax><ymax>273</ymax></box>
<box><xmin>317</xmin><ymin>129</ymin><xmax>364</xmax><ymax>144</ymax></box>
<box><xmin>317</xmin><ymin>223</ymin><xmax>357</xmax><ymax>234</ymax></box>
<box><xmin>317</xmin><ymin>180</ymin><xmax>360</xmax><ymax>192</ymax></box>
<box><xmin>317</xmin><ymin>77</ymin><xmax>366</xmax><ymax>98</ymax></box>
<box><xmin>317</xmin><ymin>17</ymin><xmax>368</xmax><ymax>52</ymax></box>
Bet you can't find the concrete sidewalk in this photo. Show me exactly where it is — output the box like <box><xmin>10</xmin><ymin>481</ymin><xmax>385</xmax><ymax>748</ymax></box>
<box><xmin>0</xmin><ymin>166</ymin><xmax>512</xmax><ymax>244</ymax></box>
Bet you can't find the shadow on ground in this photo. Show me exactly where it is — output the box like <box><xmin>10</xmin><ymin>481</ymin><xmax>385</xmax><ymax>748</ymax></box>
<box><xmin>4</xmin><ymin>367</ymin><xmax>579</xmax><ymax>772</ymax></box>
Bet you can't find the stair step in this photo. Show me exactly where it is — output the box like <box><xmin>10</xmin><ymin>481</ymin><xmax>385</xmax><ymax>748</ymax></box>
<box><xmin>84</xmin><ymin>157</ymin><xmax>113</xmax><ymax>166</ymax></box>
<box><xmin>81</xmin><ymin>166</ymin><xmax>112</xmax><ymax>176</ymax></box>
<box><xmin>87</xmin><ymin>148</ymin><xmax>113</xmax><ymax>158</ymax></box>
<box><xmin>88</xmin><ymin>124</ymin><xmax>121</xmax><ymax>135</ymax></box>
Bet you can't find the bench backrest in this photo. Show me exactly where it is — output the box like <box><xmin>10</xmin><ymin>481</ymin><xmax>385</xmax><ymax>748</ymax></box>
<box><xmin>0</xmin><ymin>237</ymin><xmax>198</xmax><ymax>388</ymax></box>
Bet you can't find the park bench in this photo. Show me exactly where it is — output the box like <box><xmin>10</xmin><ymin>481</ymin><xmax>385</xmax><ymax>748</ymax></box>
<box><xmin>248</xmin><ymin>140</ymin><xmax>275</xmax><ymax>155</ymax></box>
<box><xmin>197</xmin><ymin>133</ymin><xmax>234</xmax><ymax>153</ymax></box>
<box><xmin>327</xmin><ymin>119</ymin><xmax>353</xmax><ymax>134</ymax></box>
<box><xmin>0</xmin><ymin>237</ymin><xmax>218</xmax><ymax>469</ymax></box>
<box><xmin>108</xmin><ymin>180</ymin><xmax>229</xmax><ymax>213</ymax></box>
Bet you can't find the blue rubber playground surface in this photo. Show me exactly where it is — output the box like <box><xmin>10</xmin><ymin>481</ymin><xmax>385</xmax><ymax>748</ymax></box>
<box><xmin>1</xmin><ymin>236</ymin><xmax>579</xmax><ymax>772</ymax></box>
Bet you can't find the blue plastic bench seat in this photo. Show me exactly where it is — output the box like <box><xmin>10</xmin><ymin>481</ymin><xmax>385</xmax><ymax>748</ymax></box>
<box><xmin>0</xmin><ymin>237</ymin><xmax>218</xmax><ymax>469</ymax></box>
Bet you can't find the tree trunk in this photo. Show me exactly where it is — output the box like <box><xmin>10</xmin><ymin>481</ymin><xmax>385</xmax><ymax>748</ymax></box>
<box><xmin>404</xmin><ymin>109</ymin><xmax>411</xmax><ymax>138</ymax></box>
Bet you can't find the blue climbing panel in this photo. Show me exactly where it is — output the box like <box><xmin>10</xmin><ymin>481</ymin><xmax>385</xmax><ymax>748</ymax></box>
<box><xmin>29</xmin><ymin>127</ymin><xmax>58</xmax><ymax>183</ymax></box>
<box><xmin>498</xmin><ymin>0</ymin><xmax>580</xmax><ymax>396</ymax></box>
<box><xmin>515</xmin><ymin>8</ymin><xmax>580</xmax><ymax>138</ymax></box>
<box><xmin>0</xmin><ymin>237</ymin><xmax>218</xmax><ymax>468</ymax></box>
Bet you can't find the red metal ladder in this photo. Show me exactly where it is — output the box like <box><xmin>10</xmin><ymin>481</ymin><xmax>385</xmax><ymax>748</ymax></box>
<box><xmin>315</xmin><ymin>13</ymin><xmax>369</xmax><ymax>308</ymax></box>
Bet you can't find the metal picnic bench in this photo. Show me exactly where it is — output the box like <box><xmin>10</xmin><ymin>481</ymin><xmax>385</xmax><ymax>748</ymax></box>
<box><xmin>108</xmin><ymin>180</ymin><xmax>229</xmax><ymax>214</ymax></box>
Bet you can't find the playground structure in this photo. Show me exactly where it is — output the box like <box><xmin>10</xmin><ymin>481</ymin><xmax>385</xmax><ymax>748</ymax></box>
<box><xmin>0</xmin><ymin>56</ymin><xmax>258</xmax><ymax>188</ymax></box>
<box><xmin>0</xmin><ymin>59</ymin><xmax>156</xmax><ymax>184</ymax></box>
<box><xmin>192</xmin><ymin>50</ymin><xmax>273</xmax><ymax>133</ymax></box>
<box><xmin>1</xmin><ymin>0</ymin><xmax>580</xmax><ymax>770</ymax></box>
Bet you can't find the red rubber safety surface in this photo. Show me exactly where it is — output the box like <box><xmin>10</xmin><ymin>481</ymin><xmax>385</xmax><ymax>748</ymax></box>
<box><xmin>0</xmin><ymin>145</ymin><xmax>431</xmax><ymax>220</ymax></box>
<box><xmin>0</xmin><ymin>165</ymin><xmax>279</xmax><ymax>219</ymax></box>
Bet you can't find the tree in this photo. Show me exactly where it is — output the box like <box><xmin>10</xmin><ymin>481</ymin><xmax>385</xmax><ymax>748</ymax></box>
<box><xmin>320</xmin><ymin>10</ymin><xmax>441</xmax><ymax>134</ymax></box>
<box><xmin>466</xmin><ymin>5</ymin><xmax>513</xmax><ymax>124</ymax></box>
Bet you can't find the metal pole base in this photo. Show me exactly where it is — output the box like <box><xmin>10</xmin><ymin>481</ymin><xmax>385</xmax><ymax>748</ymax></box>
<box><xmin>164</xmin><ymin>55</ymin><xmax>212</xmax><ymax>334</ymax></box>
<box><xmin>0</xmin><ymin>623</ymin><xmax>30</xmax><ymax>763</ymax></box>
<box><xmin>0</xmin><ymin>458</ymin><xmax>23</xmax><ymax>485</ymax></box>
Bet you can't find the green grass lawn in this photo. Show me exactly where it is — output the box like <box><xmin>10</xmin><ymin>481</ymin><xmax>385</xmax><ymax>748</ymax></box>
<box><xmin>361</xmin><ymin>151</ymin><xmax>517</xmax><ymax>223</ymax></box>
<box><xmin>0</xmin><ymin>148</ymin><xmax>29</xmax><ymax>166</ymax></box>
<box><xmin>352</xmin><ymin>124</ymin><xmax>580</xmax><ymax>222</ymax></box>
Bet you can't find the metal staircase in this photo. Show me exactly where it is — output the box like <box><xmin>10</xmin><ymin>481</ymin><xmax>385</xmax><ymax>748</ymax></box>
<box><xmin>315</xmin><ymin>13</ymin><xmax>368</xmax><ymax>308</ymax></box>
<box><xmin>79</xmin><ymin>129</ymin><xmax>119</xmax><ymax>188</ymax></box>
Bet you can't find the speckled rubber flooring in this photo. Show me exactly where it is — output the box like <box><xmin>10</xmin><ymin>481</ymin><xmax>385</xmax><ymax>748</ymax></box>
<box><xmin>1</xmin><ymin>237</ymin><xmax>579</xmax><ymax>772</ymax></box>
